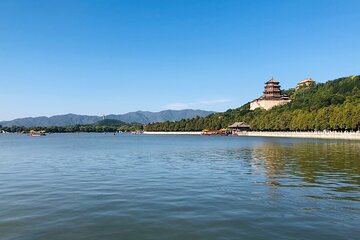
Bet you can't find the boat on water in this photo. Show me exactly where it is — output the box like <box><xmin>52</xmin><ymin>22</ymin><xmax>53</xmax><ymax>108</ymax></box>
<box><xmin>201</xmin><ymin>129</ymin><xmax>228</xmax><ymax>136</ymax></box>
<box><xmin>131</xmin><ymin>130</ymin><xmax>143</xmax><ymax>134</ymax></box>
<box><xmin>29</xmin><ymin>130</ymin><xmax>46</xmax><ymax>137</ymax></box>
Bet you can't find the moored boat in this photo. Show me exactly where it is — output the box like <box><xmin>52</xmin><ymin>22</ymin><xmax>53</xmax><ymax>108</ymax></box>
<box><xmin>201</xmin><ymin>129</ymin><xmax>228</xmax><ymax>136</ymax></box>
<box><xmin>29</xmin><ymin>130</ymin><xmax>46</xmax><ymax>137</ymax></box>
<box><xmin>131</xmin><ymin>130</ymin><xmax>143</xmax><ymax>134</ymax></box>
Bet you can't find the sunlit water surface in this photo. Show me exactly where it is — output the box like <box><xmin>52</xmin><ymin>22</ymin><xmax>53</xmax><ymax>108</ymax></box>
<box><xmin>0</xmin><ymin>134</ymin><xmax>359</xmax><ymax>240</ymax></box>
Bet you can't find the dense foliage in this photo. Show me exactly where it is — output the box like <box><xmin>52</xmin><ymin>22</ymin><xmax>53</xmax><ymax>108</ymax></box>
<box><xmin>146</xmin><ymin>76</ymin><xmax>360</xmax><ymax>131</ymax></box>
<box><xmin>0</xmin><ymin>124</ymin><xmax>142</xmax><ymax>133</ymax></box>
<box><xmin>94</xmin><ymin>119</ymin><xmax>128</xmax><ymax>126</ymax></box>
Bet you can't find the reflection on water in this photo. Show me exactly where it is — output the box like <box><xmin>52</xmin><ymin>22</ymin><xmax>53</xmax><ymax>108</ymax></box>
<box><xmin>248</xmin><ymin>142</ymin><xmax>360</xmax><ymax>197</ymax></box>
<box><xmin>0</xmin><ymin>134</ymin><xmax>359</xmax><ymax>240</ymax></box>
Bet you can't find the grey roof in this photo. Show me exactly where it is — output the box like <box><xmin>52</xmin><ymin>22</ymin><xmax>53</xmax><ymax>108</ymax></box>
<box><xmin>228</xmin><ymin>122</ymin><xmax>250</xmax><ymax>128</ymax></box>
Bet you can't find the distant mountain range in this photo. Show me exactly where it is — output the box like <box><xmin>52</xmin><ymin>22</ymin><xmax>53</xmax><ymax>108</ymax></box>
<box><xmin>0</xmin><ymin>109</ymin><xmax>215</xmax><ymax>127</ymax></box>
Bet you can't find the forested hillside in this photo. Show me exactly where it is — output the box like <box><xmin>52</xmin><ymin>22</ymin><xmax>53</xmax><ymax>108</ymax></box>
<box><xmin>145</xmin><ymin>76</ymin><xmax>360</xmax><ymax>131</ymax></box>
<box><xmin>94</xmin><ymin>119</ymin><xmax>127</xmax><ymax>126</ymax></box>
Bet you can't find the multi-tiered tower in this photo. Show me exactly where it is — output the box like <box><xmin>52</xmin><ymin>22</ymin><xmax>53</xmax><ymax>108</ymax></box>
<box><xmin>263</xmin><ymin>78</ymin><xmax>282</xmax><ymax>99</ymax></box>
<box><xmin>250</xmin><ymin>78</ymin><xmax>291</xmax><ymax>110</ymax></box>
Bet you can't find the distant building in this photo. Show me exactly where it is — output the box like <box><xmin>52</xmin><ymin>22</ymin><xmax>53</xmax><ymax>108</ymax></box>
<box><xmin>250</xmin><ymin>78</ymin><xmax>291</xmax><ymax>110</ymax></box>
<box><xmin>295</xmin><ymin>78</ymin><xmax>315</xmax><ymax>91</ymax></box>
<box><xmin>228</xmin><ymin>122</ymin><xmax>250</xmax><ymax>134</ymax></box>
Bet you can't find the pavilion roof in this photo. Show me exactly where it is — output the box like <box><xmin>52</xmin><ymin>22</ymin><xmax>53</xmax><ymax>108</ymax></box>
<box><xmin>265</xmin><ymin>78</ymin><xmax>279</xmax><ymax>84</ymax></box>
<box><xmin>228</xmin><ymin>122</ymin><xmax>250</xmax><ymax>128</ymax></box>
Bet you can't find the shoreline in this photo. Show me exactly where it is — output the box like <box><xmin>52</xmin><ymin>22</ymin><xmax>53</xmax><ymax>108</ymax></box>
<box><xmin>143</xmin><ymin>131</ymin><xmax>360</xmax><ymax>140</ymax></box>
<box><xmin>143</xmin><ymin>131</ymin><xmax>202</xmax><ymax>135</ymax></box>
<box><xmin>237</xmin><ymin>131</ymin><xmax>360</xmax><ymax>140</ymax></box>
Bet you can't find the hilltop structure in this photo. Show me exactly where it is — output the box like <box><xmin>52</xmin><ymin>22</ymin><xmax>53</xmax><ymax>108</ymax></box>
<box><xmin>295</xmin><ymin>78</ymin><xmax>315</xmax><ymax>91</ymax></box>
<box><xmin>250</xmin><ymin>78</ymin><xmax>291</xmax><ymax>110</ymax></box>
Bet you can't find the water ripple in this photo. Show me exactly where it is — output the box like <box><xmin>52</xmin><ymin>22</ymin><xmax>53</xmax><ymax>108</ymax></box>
<box><xmin>0</xmin><ymin>134</ymin><xmax>359</xmax><ymax>240</ymax></box>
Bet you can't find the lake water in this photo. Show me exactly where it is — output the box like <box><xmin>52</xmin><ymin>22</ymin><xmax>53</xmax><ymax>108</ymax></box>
<box><xmin>0</xmin><ymin>133</ymin><xmax>359</xmax><ymax>240</ymax></box>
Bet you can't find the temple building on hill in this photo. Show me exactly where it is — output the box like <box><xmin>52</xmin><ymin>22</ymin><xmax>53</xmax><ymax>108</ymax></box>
<box><xmin>250</xmin><ymin>78</ymin><xmax>291</xmax><ymax>110</ymax></box>
<box><xmin>295</xmin><ymin>77</ymin><xmax>315</xmax><ymax>91</ymax></box>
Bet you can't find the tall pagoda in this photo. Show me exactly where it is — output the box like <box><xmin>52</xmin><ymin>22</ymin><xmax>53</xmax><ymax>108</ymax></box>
<box><xmin>263</xmin><ymin>78</ymin><xmax>282</xmax><ymax>99</ymax></box>
<box><xmin>250</xmin><ymin>77</ymin><xmax>291</xmax><ymax>110</ymax></box>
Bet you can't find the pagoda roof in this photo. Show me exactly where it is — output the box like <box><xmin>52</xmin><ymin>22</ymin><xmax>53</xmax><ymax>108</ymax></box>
<box><xmin>265</xmin><ymin>78</ymin><xmax>279</xmax><ymax>84</ymax></box>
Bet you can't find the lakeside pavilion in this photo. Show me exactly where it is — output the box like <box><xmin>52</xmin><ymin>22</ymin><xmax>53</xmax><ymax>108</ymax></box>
<box><xmin>228</xmin><ymin>122</ymin><xmax>250</xmax><ymax>134</ymax></box>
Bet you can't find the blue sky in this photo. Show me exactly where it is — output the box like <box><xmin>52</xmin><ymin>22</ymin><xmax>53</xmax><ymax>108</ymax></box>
<box><xmin>1</xmin><ymin>0</ymin><xmax>359</xmax><ymax>120</ymax></box>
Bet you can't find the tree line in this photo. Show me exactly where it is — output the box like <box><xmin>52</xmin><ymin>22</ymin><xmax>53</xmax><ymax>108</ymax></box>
<box><xmin>0</xmin><ymin>124</ymin><xmax>143</xmax><ymax>133</ymax></box>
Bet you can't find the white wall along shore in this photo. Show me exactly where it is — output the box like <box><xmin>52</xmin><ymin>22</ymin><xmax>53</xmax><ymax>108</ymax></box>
<box><xmin>143</xmin><ymin>131</ymin><xmax>360</xmax><ymax>140</ymax></box>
